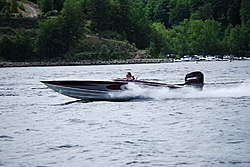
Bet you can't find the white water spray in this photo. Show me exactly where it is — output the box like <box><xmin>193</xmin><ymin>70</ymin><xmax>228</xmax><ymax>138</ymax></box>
<box><xmin>109</xmin><ymin>80</ymin><xmax>250</xmax><ymax>101</ymax></box>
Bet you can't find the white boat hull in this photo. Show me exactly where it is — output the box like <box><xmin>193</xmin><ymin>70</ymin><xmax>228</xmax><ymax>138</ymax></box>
<box><xmin>42</xmin><ymin>80</ymin><xmax>128</xmax><ymax>101</ymax></box>
<box><xmin>41</xmin><ymin>71</ymin><xmax>204</xmax><ymax>101</ymax></box>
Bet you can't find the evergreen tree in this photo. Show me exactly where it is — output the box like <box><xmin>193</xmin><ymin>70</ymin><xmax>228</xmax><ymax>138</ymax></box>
<box><xmin>14</xmin><ymin>30</ymin><xmax>35</xmax><ymax>61</ymax></box>
<box><xmin>37</xmin><ymin>18</ymin><xmax>64</xmax><ymax>59</ymax></box>
<box><xmin>210</xmin><ymin>0</ymin><xmax>229</xmax><ymax>29</ymax></box>
<box><xmin>4</xmin><ymin>9</ymin><xmax>10</xmax><ymax>18</ymax></box>
<box><xmin>187</xmin><ymin>19</ymin><xmax>221</xmax><ymax>55</ymax></box>
<box><xmin>80</xmin><ymin>0</ymin><xmax>90</xmax><ymax>17</ymax></box>
<box><xmin>229</xmin><ymin>23</ymin><xmax>250</xmax><ymax>57</ymax></box>
<box><xmin>54</xmin><ymin>0</ymin><xmax>65</xmax><ymax>11</ymax></box>
<box><xmin>129</xmin><ymin>0</ymin><xmax>147</xmax><ymax>9</ymax></box>
<box><xmin>145</xmin><ymin>0</ymin><xmax>170</xmax><ymax>28</ymax></box>
<box><xmin>99</xmin><ymin>44</ymin><xmax>109</xmax><ymax>60</ymax></box>
<box><xmin>240</xmin><ymin>0</ymin><xmax>250</xmax><ymax>24</ymax></box>
<box><xmin>127</xmin><ymin>8</ymin><xmax>152</xmax><ymax>49</ymax></box>
<box><xmin>0</xmin><ymin>0</ymin><xmax>7</xmax><ymax>11</ymax></box>
<box><xmin>60</xmin><ymin>0</ymin><xmax>86</xmax><ymax>55</ymax></box>
<box><xmin>150</xmin><ymin>22</ymin><xmax>170</xmax><ymax>57</ymax></box>
<box><xmin>221</xmin><ymin>24</ymin><xmax>233</xmax><ymax>55</ymax></box>
<box><xmin>39</xmin><ymin>0</ymin><xmax>53</xmax><ymax>13</ymax></box>
<box><xmin>171</xmin><ymin>19</ymin><xmax>189</xmax><ymax>56</ymax></box>
<box><xmin>168</xmin><ymin>0</ymin><xmax>190</xmax><ymax>26</ymax></box>
<box><xmin>202</xmin><ymin>19</ymin><xmax>221</xmax><ymax>55</ymax></box>
<box><xmin>187</xmin><ymin>19</ymin><xmax>204</xmax><ymax>55</ymax></box>
<box><xmin>118</xmin><ymin>0</ymin><xmax>131</xmax><ymax>35</ymax></box>
<box><xmin>0</xmin><ymin>30</ymin><xmax>34</xmax><ymax>61</ymax></box>
<box><xmin>227</xmin><ymin>0</ymin><xmax>241</xmax><ymax>26</ymax></box>
<box><xmin>10</xmin><ymin>0</ymin><xmax>18</xmax><ymax>13</ymax></box>
<box><xmin>89</xmin><ymin>0</ymin><xmax>111</xmax><ymax>39</ymax></box>
<box><xmin>0</xmin><ymin>35</ymin><xmax>14</xmax><ymax>60</ymax></box>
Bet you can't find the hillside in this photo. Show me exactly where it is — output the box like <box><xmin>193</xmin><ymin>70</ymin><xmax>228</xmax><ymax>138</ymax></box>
<box><xmin>0</xmin><ymin>0</ymin><xmax>146</xmax><ymax>62</ymax></box>
<box><xmin>0</xmin><ymin>0</ymin><xmax>249</xmax><ymax>62</ymax></box>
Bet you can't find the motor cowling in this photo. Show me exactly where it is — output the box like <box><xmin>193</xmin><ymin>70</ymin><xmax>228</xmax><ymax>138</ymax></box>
<box><xmin>185</xmin><ymin>71</ymin><xmax>204</xmax><ymax>90</ymax></box>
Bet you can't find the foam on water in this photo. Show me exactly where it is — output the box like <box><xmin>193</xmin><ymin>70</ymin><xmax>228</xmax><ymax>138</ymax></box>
<box><xmin>200</xmin><ymin>80</ymin><xmax>250</xmax><ymax>98</ymax></box>
<box><xmin>109</xmin><ymin>80</ymin><xmax>250</xmax><ymax>101</ymax></box>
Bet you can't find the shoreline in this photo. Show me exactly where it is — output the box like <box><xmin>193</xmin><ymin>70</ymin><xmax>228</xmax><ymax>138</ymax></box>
<box><xmin>0</xmin><ymin>59</ymin><xmax>172</xmax><ymax>68</ymax></box>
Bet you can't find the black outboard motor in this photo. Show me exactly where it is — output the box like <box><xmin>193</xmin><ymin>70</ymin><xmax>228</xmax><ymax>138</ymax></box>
<box><xmin>185</xmin><ymin>71</ymin><xmax>204</xmax><ymax>90</ymax></box>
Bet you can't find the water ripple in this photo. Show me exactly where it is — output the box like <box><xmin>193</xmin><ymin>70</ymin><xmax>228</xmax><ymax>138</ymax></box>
<box><xmin>0</xmin><ymin>135</ymin><xmax>13</xmax><ymax>139</ymax></box>
<box><xmin>57</xmin><ymin>144</ymin><xmax>79</xmax><ymax>149</ymax></box>
<box><xmin>1</xmin><ymin>62</ymin><xmax>250</xmax><ymax>167</ymax></box>
<box><xmin>226</xmin><ymin>141</ymin><xmax>245</xmax><ymax>144</ymax></box>
<box><xmin>68</xmin><ymin>118</ymin><xmax>86</xmax><ymax>123</ymax></box>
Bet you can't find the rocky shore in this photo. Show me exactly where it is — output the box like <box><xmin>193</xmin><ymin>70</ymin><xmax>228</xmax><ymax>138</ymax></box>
<box><xmin>0</xmin><ymin>59</ymin><xmax>172</xmax><ymax>67</ymax></box>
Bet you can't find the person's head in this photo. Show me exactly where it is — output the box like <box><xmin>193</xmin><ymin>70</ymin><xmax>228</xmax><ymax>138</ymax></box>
<box><xmin>126</xmin><ymin>72</ymin><xmax>132</xmax><ymax>77</ymax></box>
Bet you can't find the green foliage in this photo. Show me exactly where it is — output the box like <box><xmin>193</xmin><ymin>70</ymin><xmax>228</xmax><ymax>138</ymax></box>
<box><xmin>17</xmin><ymin>12</ymin><xmax>23</xmax><ymax>18</ymax></box>
<box><xmin>80</xmin><ymin>0</ymin><xmax>90</xmax><ymax>16</ymax></box>
<box><xmin>37</xmin><ymin>18</ymin><xmax>64</xmax><ymax>59</ymax></box>
<box><xmin>0</xmin><ymin>1</ymin><xmax>7</xmax><ymax>11</ymax></box>
<box><xmin>4</xmin><ymin>8</ymin><xmax>10</xmax><ymax>18</ymax></box>
<box><xmin>54</xmin><ymin>0</ymin><xmax>65</xmax><ymax>11</ymax></box>
<box><xmin>0</xmin><ymin>35</ymin><xmax>14</xmax><ymax>60</ymax></box>
<box><xmin>1</xmin><ymin>3</ymin><xmax>13</xmax><ymax>18</ymax></box>
<box><xmin>1</xmin><ymin>5</ymin><xmax>8</xmax><ymax>13</ymax></box>
<box><xmin>203</xmin><ymin>19</ymin><xmax>221</xmax><ymax>54</ymax></box>
<box><xmin>89</xmin><ymin>0</ymin><xmax>111</xmax><ymax>38</ymax></box>
<box><xmin>126</xmin><ymin>7</ymin><xmax>152</xmax><ymax>49</ymax></box>
<box><xmin>0</xmin><ymin>26</ymin><xmax>15</xmax><ymax>36</ymax></box>
<box><xmin>132</xmin><ymin>43</ymin><xmax>136</xmax><ymax>48</ymax></box>
<box><xmin>18</xmin><ymin>3</ymin><xmax>25</xmax><ymax>11</ymax></box>
<box><xmin>37</xmin><ymin>0</ymin><xmax>86</xmax><ymax>59</ymax></box>
<box><xmin>145</xmin><ymin>0</ymin><xmax>170</xmax><ymax>28</ymax></box>
<box><xmin>187</xmin><ymin>19</ymin><xmax>221</xmax><ymax>55</ymax></box>
<box><xmin>39</xmin><ymin>0</ymin><xmax>53</xmax><ymax>13</ymax></box>
<box><xmin>150</xmin><ymin>22</ymin><xmax>169</xmax><ymax>57</ymax></box>
<box><xmin>227</xmin><ymin>0</ymin><xmax>241</xmax><ymax>26</ymax></box>
<box><xmin>9</xmin><ymin>0</ymin><xmax>18</xmax><ymax>13</ymax></box>
<box><xmin>0</xmin><ymin>17</ymin><xmax>38</xmax><ymax>29</ymax></box>
<box><xmin>228</xmin><ymin>22</ymin><xmax>250</xmax><ymax>57</ymax></box>
<box><xmin>171</xmin><ymin>19</ymin><xmax>189</xmax><ymax>56</ymax></box>
<box><xmin>0</xmin><ymin>0</ymin><xmax>23</xmax><ymax>17</ymax></box>
<box><xmin>60</xmin><ymin>0</ymin><xmax>86</xmax><ymax>53</ymax></box>
<box><xmin>0</xmin><ymin>30</ymin><xmax>36</xmax><ymax>61</ymax></box>
<box><xmin>14</xmin><ymin>30</ymin><xmax>35</xmax><ymax>61</ymax></box>
<box><xmin>146</xmin><ymin>41</ymin><xmax>156</xmax><ymax>58</ymax></box>
<box><xmin>100</xmin><ymin>44</ymin><xmax>109</xmax><ymax>60</ymax></box>
<box><xmin>117</xmin><ymin>0</ymin><xmax>132</xmax><ymax>35</ymax></box>
<box><xmin>240</xmin><ymin>0</ymin><xmax>250</xmax><ymax>24</ymax></box>
<box><xmin>221</xmin><ymin>24</ymin><xmax>233</xmax><ymax>54</ymax></box>
<box><xmin>168</xmin><ymin>0</ymin><xmax>190</xmax><ymax>26</ymax></box>
<box><xmin>162</xmin><ymin>19</ymin><xmax>222</xmax><ymax>56</ymax></box>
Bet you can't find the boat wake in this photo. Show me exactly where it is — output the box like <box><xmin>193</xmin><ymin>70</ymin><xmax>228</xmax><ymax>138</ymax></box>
<box><xmin>109</xmin><ymin>80</ymin><xmax>250</xmax><ymax>101</ymax></box>
<box><xmin>200</xmin><ymin>79</ymin><xmax>250</xmax><ymax>98</ymax></box>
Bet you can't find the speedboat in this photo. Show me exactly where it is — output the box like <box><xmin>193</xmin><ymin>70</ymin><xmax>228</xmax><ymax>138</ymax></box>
<box><xmin>41</xmin><ymin>71</ymin><xmax>204</xmax><ymax>101</ymax></box>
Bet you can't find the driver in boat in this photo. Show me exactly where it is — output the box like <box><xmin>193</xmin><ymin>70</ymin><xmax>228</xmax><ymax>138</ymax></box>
<box><xmin>114</xmin><ymin>72</ymin><xmax>135</xmax><ymax>81</ymax></box>
<box><xmin>126</xmin><ymin>72</ymin><xmax>135</xmax><ymax>81</ymax></box>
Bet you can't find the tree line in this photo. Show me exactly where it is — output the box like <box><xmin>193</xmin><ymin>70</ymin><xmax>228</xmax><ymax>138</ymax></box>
<box><xmin>0</xmin><ymin>0</ymin><xmax>249</xmax><ymax>62</ymax></box>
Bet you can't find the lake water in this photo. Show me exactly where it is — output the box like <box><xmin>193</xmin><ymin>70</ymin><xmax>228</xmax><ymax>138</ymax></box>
<box><xmin>1</xmin><ymin>61</ymin><xmax>250</xmax><ymax>167</ymax></box>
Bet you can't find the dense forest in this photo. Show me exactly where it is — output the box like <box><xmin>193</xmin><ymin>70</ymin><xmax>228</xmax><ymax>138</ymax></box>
<box><xmin>0</xmin><ymin>0</ymin><xmax>250</xmax><ymax>62</ymax></box>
